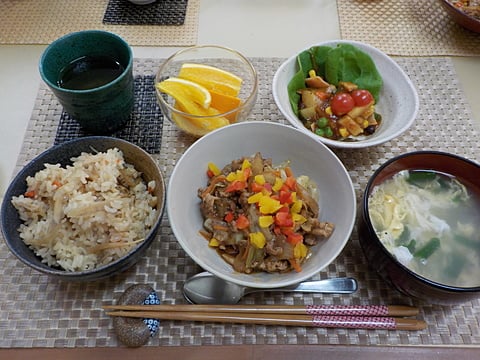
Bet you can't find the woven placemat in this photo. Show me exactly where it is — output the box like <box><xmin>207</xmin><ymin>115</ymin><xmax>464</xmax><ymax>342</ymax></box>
<box><xmin>103</xmin><ymin>0</ymin><xmax>188</xmax><ymax>26</ymax></box>
<box><xmin>0</xmin><ymin>0</ymin><xmax>199</xmax><ymax>46</ymax></box>
<box><xmin>337</xmin><ymin>0</ymin><xmax>480</xmax><ymax>56</ymax></box>
<box><xmin>1</xmin><ymin>57</ymin><xmax>480</xmax><ymax>348</ymax></box>
<box><xmin>54</xmin><ymin>75</ymin><xmax>164</xmax><ymax>153</ymax></box>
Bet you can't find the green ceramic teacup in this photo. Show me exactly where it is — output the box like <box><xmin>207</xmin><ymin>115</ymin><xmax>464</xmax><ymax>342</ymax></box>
<box><xmin>39</xmin><ymin>30</ymin><xmax>134</xmax><ymax>134</ymax></box>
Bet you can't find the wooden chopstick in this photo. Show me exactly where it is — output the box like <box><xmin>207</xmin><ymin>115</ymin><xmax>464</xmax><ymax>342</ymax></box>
<box><xmin>104</xmin><ymin>310</ymin><xmax>426</xmax><ymax>331</ymax></box>
<box><xmin>103</xmin><ymin>304</ymin><xmax>419</xmax><ymax>317</ymax></box>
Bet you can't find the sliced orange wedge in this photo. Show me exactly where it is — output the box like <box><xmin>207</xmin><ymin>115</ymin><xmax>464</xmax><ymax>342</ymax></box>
<box><xmin>171</xmin><ymin>102</ymin><xmax>230</xmax><ymax>137</ymax></box>
<box><xmin>178</xmin><ymin>63</ymin><xmax>243</xmax><ymax>97</ymax></box>
<box><xmin>209</xmin><ymin>90</ymin><xmax>242</xmax><ymax>113</ymax></box>
<box><xmin>209</xmin><ymin>90</ymin><xmax>242</xmax><ymax>123</ymax></box>
<box><xmin>155</xmin><ymin>77</ymin><xmax>211</xmax><ymax>112</ymax></box>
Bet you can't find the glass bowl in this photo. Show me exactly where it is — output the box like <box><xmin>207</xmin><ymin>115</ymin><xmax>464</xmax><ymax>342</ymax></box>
<box><xmin>155</xmin><ymin>45</ymin><xmax>258</xmax><ymax>137</ymax></box>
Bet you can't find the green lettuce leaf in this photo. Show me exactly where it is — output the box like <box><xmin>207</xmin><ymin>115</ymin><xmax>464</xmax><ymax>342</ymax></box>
<box><xmin>324</xmin><ymin>43</ymin><xmax>383</xmax><ymax>101</ymax></box>
<box><xmin>286</xmin><ymin>43</ymin><xmax>383</xmax><ymax>115</ymax></box>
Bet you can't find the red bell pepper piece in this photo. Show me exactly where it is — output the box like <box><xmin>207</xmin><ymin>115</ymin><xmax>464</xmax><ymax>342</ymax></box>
<box><xmin>283</xmin><ymin>229</ymin><xmax>304</xmax><ymax>244</ymax></box>
<box><xmin>236</xmin><ymin>214</ymin><xmax>250</xmax><ymax>229</ymax></box>
<box><xmin>250</xmin><ymin>182</ymin><xmax>264</xmax><ymax>193</ymax></box>
<box><xmin>284</xmin><ymin>176</ymin><xmax>296</xmax><ymax>191</ymax></box>
<box><xmin>206</xmin><ymin>169</ymin><xmax>215</xmax><ymax>178</ymax></box>
<box><xmin>224</xmin><ymin>211</ymin><xmax>234</xmax><ymax>223</ymax></box>
<box><xmin>279</xmin><ymin>190</ymin><xmax>293</xmax><ymax>204</ymax></box>
<box><xmin>226</xmin><ymin>180</ymin><xmax>246</xmax><ymax>192</ymax></box>
<box><xmin>275</xmin><ymin>211</ymin><xmax>293</xmax><ymax>227</ymax></box>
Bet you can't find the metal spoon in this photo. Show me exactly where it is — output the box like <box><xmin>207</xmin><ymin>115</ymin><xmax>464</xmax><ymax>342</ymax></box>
<box><xmin>183</xmin><ymin>271</ymin><xmax>358</xmax><ymax>304</ymax></box>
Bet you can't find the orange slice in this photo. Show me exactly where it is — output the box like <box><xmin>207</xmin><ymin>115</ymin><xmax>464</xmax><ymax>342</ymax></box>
<box><xmin>209</xmin><ymin>90</ymin><xmax>242</xmax><ymax>113</ymax></box>
<box><xmin>155</xmin><ymin>77</ymin><xmax>211</xmax><ymax>112</ymax></box>
<box><xmin>172</xmin><ymin>102</ymin><xmax>230</xmax><ymax>137</ymax></box>
<box><xmin>178</xmin><ymin>63</ymin><xmax>243</xmax><ymax>97</ymax></box>
<box><xmin>209</xmin><ymin>90</ymin><xmax>242</xmax><ymax>123</ymax></box>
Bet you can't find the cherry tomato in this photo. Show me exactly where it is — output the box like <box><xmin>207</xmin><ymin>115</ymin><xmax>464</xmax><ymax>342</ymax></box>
<box><xmin>351</xmin><ymin>89</ymin><xmax>374</xmax><ymax>107</ymax></box>
<box><xmin>330</xmin><ymin>93</ymin><xmax>355</xmax><ymax>116</ymax></box>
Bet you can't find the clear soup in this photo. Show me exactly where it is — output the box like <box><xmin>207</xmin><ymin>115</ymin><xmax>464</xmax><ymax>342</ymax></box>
<box><xmin>368</xmin><ymin>169</ymin><xmax>480</xmax><ymax>288</ymax></box>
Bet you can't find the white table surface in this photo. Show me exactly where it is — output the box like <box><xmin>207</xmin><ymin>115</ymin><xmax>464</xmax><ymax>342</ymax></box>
<box><xmin>0</xmin><ymin>0</ymin><xmax>478</xmax><ymax>198</ymax></box>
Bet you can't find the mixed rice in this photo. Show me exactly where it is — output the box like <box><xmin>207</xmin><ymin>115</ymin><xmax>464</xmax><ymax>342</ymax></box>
<box><xmin>11</xmin><ymin>148</ymin><xmax>158</xmax><ymax>272</ymax></box>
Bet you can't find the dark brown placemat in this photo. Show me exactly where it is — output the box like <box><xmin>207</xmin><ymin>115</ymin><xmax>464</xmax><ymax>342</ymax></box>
<box><xmin>103</xmin><ymin>0</ymin><xmax>188</xmax><ymax>26</ymax></box>
<box><xmin>1</xmin><ymin>57</ymin><xmax>480</xmax><ymax>348</ymax></box>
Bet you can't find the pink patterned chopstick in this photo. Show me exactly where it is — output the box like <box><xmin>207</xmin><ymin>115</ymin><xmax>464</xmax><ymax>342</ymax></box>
<box><xmin>310</xmin><ymin>315</ymin><xmax>424</xmax><ymax>330</ymax></box>
<box><xmin>105</xmin><ymin>310</ymin><xmax>427</xmax><ymax>331</ymax></box>
<box><xmin>305</xmin><ymin>304</ymin><xmax>417</xmax><ymax>317</ymax></box>
<box><xmin>104</xmin><ymin>304</ymin><xmax>419</xmax><ymax>317</ymax></box>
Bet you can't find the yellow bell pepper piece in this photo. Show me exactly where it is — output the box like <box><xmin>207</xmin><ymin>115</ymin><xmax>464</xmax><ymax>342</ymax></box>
<box><xmin>294</xmin><ymin>242</ymin><xmax>308</xmax><ymax>259</ymax></box>
<box><xmin>254</xmin><ymin>174</ymin><xmax>266</xmax><ymax>185</ymax></box>
<box><xmin>290</xmin><ymin>199</ymin><xmax>303</xmax><ymax>214</ymax></box>
<box><xmin>209</xmin><ymin>238</ymin><xmax>220</xmax><ymax>247</ymax></box>
<box><xmin>272</xmin><ymin>177</ymin><xmax>284</xmax><ymax>192</ymax></box>
<box><xmin>258</xmin><ymin>195</ymin><xmax>282</xmax><ymax>214</ymax></box>
<box><xmin>249</xmin><ymin>232</ymin><xmax>266</xmax><ymax>249</ymax></box>
<box><xmin>207</xmin><ymin>162</ymin><xmax>221</xmax><ymax>176</ymax></box>
<box><xmin>241</xmin><ymin>159</ymin><xmax>251</xmax><ymax>170</ymax></box>
<box><xmin>247</xmin><ymin>192</ymin><xmax>263</xmax><ymax>204</ymax></box>
<box><xmin>291</xmin><ymin>192</ymin><xmax>297</xmax><ymax>203</ymax></box>
<box><xmin>226</xmin><ymin>172</ymin><xmax>237</xmax><ymax>182</ymax></box>
<box><xmin>292</xmin><ymin>213</ymin><xmax>307</xmax><ymax>224</ymax></box>
<box><xmin>226</xmin><ymin>168</ymin><xmax>248</xmax><ymax>182</ymax></box>
<box><xmin>259</xmin><ymin>215</ymin><xmax>274</xmax><ymax>228</ymax></box>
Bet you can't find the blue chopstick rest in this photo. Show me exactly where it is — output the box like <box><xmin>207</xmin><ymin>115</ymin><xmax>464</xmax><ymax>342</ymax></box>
<box><xmin>142</xmin><ymin>291</ymin><xmax>160</xmax><ymax>336</ymax></box>
<box><xmin>112</xmin><ymin>284</ymin><xmax>161</xmax><ymax>347</ymax></box>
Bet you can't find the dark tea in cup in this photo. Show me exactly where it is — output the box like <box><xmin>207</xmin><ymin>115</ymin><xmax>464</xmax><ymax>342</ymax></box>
<box><xmin>57</xmin><ymin>55</ymin><xmax>126</xmax><ymax>91</ymax></box>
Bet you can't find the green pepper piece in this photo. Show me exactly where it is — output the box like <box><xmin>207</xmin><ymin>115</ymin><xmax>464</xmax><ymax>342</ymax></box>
<box><xmin>407</xmin><ymin>170</ymin><xmax>437</xmax><ymax>187</ymax></box>
<box><xmin>406</xmin><ymin>239</ymin><xmax>417</xmax><ymax>253</ymax></box>
<box><xmin>414</xmin><ymin>237</ymin><xmax>440</xmax><ymax>260</ymax></box>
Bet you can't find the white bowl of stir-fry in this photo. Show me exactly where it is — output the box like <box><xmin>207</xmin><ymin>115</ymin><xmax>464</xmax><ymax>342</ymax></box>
<box><xmin>272</xmin><ymin>40</ymin><xmax>419</xmax><ymax>149</ymax></box>
<box><xmin>168</xmin><ymin>121</ymin><xmax>356</xmax><ymax>288</ymax></box>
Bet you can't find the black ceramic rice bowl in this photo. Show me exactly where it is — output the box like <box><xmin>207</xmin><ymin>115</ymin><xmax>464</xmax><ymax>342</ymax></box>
<box><xmin>1</xmin><ymin>137</ymin><xmax>166</xmax><ymax>281</ymax></box>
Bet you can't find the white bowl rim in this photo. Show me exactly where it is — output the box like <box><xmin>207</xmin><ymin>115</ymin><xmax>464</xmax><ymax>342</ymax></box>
<box><xmin>167</xmin><ymin>121</ymin><xmax>357</xmax><ymax>288</ymax></box>
<box><xmin>272</xmin><ymin>39</ymin><xmax>420</xmax><ymax>149</ymax></box>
